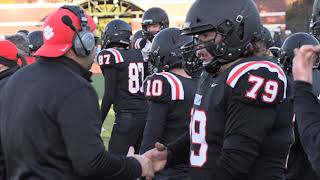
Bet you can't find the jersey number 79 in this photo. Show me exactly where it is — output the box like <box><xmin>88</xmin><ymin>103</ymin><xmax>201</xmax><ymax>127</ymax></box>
<box><xmin>190</xmin><ymin>108</ymin><xmax>208</xmax><ymax>167</ymax></box>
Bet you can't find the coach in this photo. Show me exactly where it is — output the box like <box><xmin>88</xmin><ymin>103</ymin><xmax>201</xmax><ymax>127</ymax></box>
<box><xmin>0</xmin><ymin>6</ymin><xmax>153</xmax><ymax>180</ymax></box>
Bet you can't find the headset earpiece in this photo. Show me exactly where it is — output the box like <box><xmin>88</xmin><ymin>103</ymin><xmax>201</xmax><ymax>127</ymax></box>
<box><xmin>61</xmin><ymin>5</ymin><xmax>95</xmax><ymax>57</ymax></box>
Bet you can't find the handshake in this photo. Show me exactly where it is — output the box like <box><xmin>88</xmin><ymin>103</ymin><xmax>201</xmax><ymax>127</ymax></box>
<box><xmin>127</xmin><ymin>142</ymin><xmax>168</xmax><ymax>180</ymax></box>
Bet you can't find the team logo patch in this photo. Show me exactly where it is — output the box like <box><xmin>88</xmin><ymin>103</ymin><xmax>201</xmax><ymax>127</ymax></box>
<box><xmin>43</xmin><ymin>25</ymin><xmax>54</xmax><ymax>40</ymax></box>
<box><xmin>194</xmin><ymin>94</ymin><xmax>202</xmax><ymax>106</ymax></box>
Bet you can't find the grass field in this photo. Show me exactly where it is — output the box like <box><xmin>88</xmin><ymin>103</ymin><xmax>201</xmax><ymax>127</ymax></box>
<box><xmin>91</xmin><ymin>74</ymin><xmax>115</xmax><ymax>149</ymax></box>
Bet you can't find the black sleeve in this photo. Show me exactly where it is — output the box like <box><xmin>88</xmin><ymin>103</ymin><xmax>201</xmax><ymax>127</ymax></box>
<box><xmin>214</xmin><ymin>100</ymin><xmax>276</xmax><ymax>179</ymax></box>
<box><xmin>57</xmin><ymin>86</ymin><xmax>142</xmax><ymax>179</ymax></box>
<box><xmin>139</xmin><ymin>101</ymin><xmax>169</xmax><ymax>154</ymax></box>
<box><xmin>0</xmin><ymin>138</ymin><xmax>6</xmax><ymax>180</ymax></box>
<box><xmin>294</xmin><ymin>80</ymin><xmax>320</xmax><ymax>176</ymax></box>
<box><xmin>166</xmin><ymin>132</ymin><xmax>190</xmax><ymax>167</ymax></box>
<box><xmin>101</xmin><ymin>67</ymin><xmax>118</xmax><ymax>122</ymax></box>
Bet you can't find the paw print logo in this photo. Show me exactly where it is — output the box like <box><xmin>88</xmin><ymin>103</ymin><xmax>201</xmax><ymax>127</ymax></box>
<box><xmin>43</xmin><ymin>25</ymin><xmax>54</xmax><ymax>40</ymax></box>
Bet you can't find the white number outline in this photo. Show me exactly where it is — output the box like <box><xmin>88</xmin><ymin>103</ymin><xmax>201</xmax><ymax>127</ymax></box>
<box><xmin>245</xmin><ymin>75</ymin><xmax>264</xmax><ymax>100</ymax></box>
<box><xmin>190</xmin><ymin>109</ymin><xmax>208</xmax><ymax>167</ymax></box>
<box><xmin>145</xmin><ymin>79</ymin><xmax>163</xmax><ymax>97</ymax></box>
<box><xmin>245</xmin><ymin>74</ymin><xmax>279</xmax><ymax>103</ymax></box>
<box><xmin>98</xmin><ymin>54</ymin><xmax>111</xmax><ymax>65</ymax></box>
<box><xmin>128</xmin><ymin>62</ymin><xmax>144</xmax><ymax>94</ymax></box>
<box><xmin>262</xmin><ymin>80</ymin><xmax>279</xmax><ymax>103</ymax></box>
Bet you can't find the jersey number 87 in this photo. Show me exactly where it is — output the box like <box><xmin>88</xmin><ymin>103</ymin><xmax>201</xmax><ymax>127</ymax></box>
<box><xmin>128</xmin><ymin>62</ymin><xmax>144</xmax><ymax>94</ymax></box>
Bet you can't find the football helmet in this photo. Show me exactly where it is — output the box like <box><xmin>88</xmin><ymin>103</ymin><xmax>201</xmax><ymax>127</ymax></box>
<box><xmin>27</xmin><ymin>30</ymin><xmax>43</xmax><ymax>52</ymax></box>
<box><xmin>131</xmin><ymin>30</ymin><xmax>143</xmax><ymax>49</ymax></box>
<box><xmin>279</xmin><ymin>32</ymin><xmax>320</xmax><ymax>75</ymax></box>
<box><xmin>181</xmin><ymin>0</ymin><xmax>263</xmax><ymax>74</ymax></box>
<box><xmin>102</xmin><ymin>19</ymin><xmax>132</xmax><ymax>49</ymax></box>
<box><xmin>150</xmin><ymin>28</ymin><xmax>192</xmax><ymax>73</ymax></box>
<box><xmin>262</xmin><ymin>26</ymin><xmax>274</xmax><ymax>49</ymax></box>
<box><xmin>141</xmin><ymin>7</ymin><xmax>169</xmax><ymax>40</ymax></box>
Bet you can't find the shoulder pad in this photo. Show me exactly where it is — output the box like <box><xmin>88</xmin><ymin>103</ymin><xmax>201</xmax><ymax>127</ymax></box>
<box><xmin>143</xmin><ymin>72</ymin><xmax>185</xmax><ymax>102</ymax></box>
<box><xmin>227</xmin><ymin>60</ymin><xmax>288</xmax><ymax>105</ymax></box>
<box><xmin>97</xmin><ymin>48</ymin><xmax>124</xmax><ymax>67</ymax></box>
<box><xmin>135</xmin><ymin>38</ymin><xmax>149</xmax><ymax>50</ymax></box>
<box><xmin>134</xmin><ymin>38</ymin><xmax>143</xmax><ymax>50</ymax></box>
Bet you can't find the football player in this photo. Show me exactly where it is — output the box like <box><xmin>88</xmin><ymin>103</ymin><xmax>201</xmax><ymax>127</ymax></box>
<box><xmin>279</xmin><ymin>32</ymin><xmax>320</xmax><ymax>180</ymax></box>
<box><xmin>144</xmin><ymin>0</ymin><xmax>293</xmax><ymax>179</ymax></box>
<box><xmin>262</xmin><ymin>26</ymin><xmax>274</xmax><ymax>49</ymax></box>
<box><xmin>139</xmin><ymin>28</ymin><xmax>198</xmax><ymax>179</ymax></box>
<box><xmin>98</xmin><ymin>19</ymin><xmax>148</xmax><ymax>155</ymax></box>
<box><xmin>135</xmin><ymin>7</ymin><xmax>169</xmax><ymax>63</ymax></box>
<box><xmin>131</xmin><ymin>30</ymin><xmax>143</xmax><ymax>49</ymax></box>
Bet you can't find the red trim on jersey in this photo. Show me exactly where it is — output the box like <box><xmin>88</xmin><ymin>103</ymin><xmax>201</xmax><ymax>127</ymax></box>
<box><xmin>112</xmin><ymin>49</ymin><xmax>122</xmax><ymax>63</ymax></box>
<box><xmin>135</xmin><ymin>38</ymin><xmax>142</xmax><ymax>49</ymax></box>
<box><xmin>161</xmin><ymin>72</ymin><xmax>180</xmax><ymax>100</ymax></box>
<box><xmin>227</xmin><ymin>61</ymin><xmax>285</xmax><ymax>86</ymax></box>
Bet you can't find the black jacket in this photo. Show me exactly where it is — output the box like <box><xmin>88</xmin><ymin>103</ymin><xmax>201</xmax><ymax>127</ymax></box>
<box><xmin>286</xmin><ymin>70</ymin><xmax>320</xmax><ymax>180</ymax></box>
<box><xmin>293</xmin><ymin>80</ymin><xmax>320</xmax><ymax>177</ymax></box>
<box><xmin>0</xmin><ymin>66</ymin><xmax>18</xmax><ymax>91</ymax></box>
<box><xmin>0</xmin><ymin>65</ymin><xmax>19</xmax><ymax>180</ymax></box>
<box><xmin>0</xmin><ymin>57</ymin><xmax>141</xmax><ymax>180</ymax></box>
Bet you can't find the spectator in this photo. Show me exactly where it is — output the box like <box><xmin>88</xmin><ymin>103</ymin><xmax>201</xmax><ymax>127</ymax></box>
<box><xmin>292</xmin><ymin>44</ymin><xmax>320</xmax><ymax>177</ymax></box>
<box><xmin>0</xmin><ymin>40</ymin><xmax>21</xmax><ymax>180</ymax></box>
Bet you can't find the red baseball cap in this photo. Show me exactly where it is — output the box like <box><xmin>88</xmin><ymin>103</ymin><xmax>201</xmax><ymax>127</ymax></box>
<box><xmin>0</xmin><ymin>40</ymin><xmax>18</xmax><ymax>61</ymax></box>
<box><xmin>34</xmin><ymin>7</ymin><xmax>96</xmax><ymax>58</ymax></box>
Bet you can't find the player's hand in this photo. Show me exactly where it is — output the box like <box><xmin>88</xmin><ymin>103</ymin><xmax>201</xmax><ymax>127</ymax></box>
<box><xmin>127</xmin><ymin>146</ymin><xmax>154</xmax><ymax>178</ymax></box>
<box><xmin>293</xmin><ymin>45</ymin><xmax>320</xmax><ymax>83</ymax></box>
<box><xmin>143</xmin><ymin>142</ymin><xmax>168</xmax><ymax>173</ymax></box>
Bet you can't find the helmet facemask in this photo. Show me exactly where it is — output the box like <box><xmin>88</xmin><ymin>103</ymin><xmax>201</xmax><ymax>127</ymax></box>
<box><xmin>182</xmin><ymin>17</ymin><xmax>261</xmax><ymax>75</ymax></box>
<box><xmin>311</xmin><ymin>21</ymin><xmax>320</xmax><ymax>41</ymax></box>
<box><xmin>142</xmin><ymin>22</ymin><xmax>163</xmax><ymax>41</ymax></box>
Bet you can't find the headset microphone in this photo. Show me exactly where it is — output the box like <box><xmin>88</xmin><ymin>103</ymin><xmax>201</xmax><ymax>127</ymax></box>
<box><xmin>61</xmin><ymin>15</ymin><xmax>90</xmax><ymax>55</ymax></box>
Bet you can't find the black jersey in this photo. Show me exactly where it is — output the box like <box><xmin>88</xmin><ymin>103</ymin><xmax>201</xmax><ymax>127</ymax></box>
<box><xmin>98</xmin><ymin>48</ymin><xmax>148</xmax><ymax>118</ymax></box>
<box><xmin>287</xmin><ymin>69</ymin><xmax>320</xmax><ymax>180</ymax></box>
<box><xmin>133</xmin><ymin>37</ymin><xmax>148</xmax><ymax>50</ymax></box>
<box><xmin>140</xmin><ymin>72</ymin><xmax>198</xmax><ymax>153</ymax></box>
<box><xmin>189</xmin><ymin>56</ymin><xmax>293</xmax><ymax>180</ymax></box>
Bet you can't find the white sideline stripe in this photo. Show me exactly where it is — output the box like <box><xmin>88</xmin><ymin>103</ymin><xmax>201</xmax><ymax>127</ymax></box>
<box><xmin>0</xmin><ymin>22</ymin><xmax>44</xmax><ymax>27</ymax></box>
<box><xmin>0</xmin><ymin>3</ymin><xmax>75</xmax><ymax>9</ymax></box>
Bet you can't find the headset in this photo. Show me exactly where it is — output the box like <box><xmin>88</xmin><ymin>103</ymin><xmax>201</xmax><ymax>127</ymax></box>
<box><xmin>60</xmin><ymin>5</ymin><xmax>95</xmax><ymax>57</ymax></box>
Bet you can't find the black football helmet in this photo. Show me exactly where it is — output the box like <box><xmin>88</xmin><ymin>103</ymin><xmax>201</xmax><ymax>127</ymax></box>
<box><xmin>311</xmin><ymin>0</ymin><xmax>320</xmax><ymax>41</ymax></box>
<box><xmin>181</xmin><ymin>0</ymin><xmax>263</xmax><ymax>74</ymax></box>
<box><xmin>27</xmin><ymin>30</ymin><xmax>43</xmax><ymax>53</ymax></box>
<box><xmin>262</xmin><ymin>26</ymin><xmax>274</xmax><ymax>49</ymax></box>
<box><xmin>141</xmin><ymin>7</ymin><xmax>169</xmax><ymax>40</ymax></box>
<box><xmin>279</xmin><ymin>32</ymin><xmax>320</xmax><ymax>75</ymax></box>
<box><xmin>150</xmin><ymin>28</ymin><xmax>192</xmax><ymax>73</ymax></box>
<box><xmin>102</xmin><ymin>19</ymin><xmax>132</xmax><ymax>49</ymax></box>
<box><xmin>131</xmin><ymin>30</ymin><xmax>143</xmax><ymax>49</ymax></box>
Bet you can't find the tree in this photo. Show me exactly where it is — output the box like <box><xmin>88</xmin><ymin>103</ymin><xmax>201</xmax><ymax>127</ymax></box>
<box><xmin>286</xmin><ymin>0</ymin><xmax>314</xmax><ymax>33</ymax></box>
